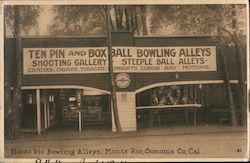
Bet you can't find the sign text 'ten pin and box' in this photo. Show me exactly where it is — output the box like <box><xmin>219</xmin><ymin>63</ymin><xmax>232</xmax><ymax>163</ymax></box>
<box><xmin>23</xmin><ymin>46</ymin><xmax>217</xmax><ymax>74</ymax></box>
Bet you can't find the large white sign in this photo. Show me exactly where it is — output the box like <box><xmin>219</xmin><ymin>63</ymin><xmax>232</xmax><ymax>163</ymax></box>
<box><xmin>23</xmin><ymin>46</ymin><xmax>217</xmax><ymax>74</ymax></box>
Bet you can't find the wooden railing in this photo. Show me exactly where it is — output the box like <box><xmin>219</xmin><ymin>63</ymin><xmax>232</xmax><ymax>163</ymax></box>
<box><xmin>136</xmin><ymin>104</ymin><xmax>202</xmax><ymax>126</ymax></box>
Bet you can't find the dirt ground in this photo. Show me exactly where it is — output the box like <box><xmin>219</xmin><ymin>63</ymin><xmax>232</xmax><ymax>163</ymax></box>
<box><xmin>3</xmin><ymin>125</ymin><xmax>249</xmax><ymax>162</ymax></box>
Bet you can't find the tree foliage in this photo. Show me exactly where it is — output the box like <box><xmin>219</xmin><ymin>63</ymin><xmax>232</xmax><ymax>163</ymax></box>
<box><xmin>48</xmin><ymin>5</ymin><xmax>148</xmax><ymax>36</ymax></box>
<box><xmin>5</xmin><ymin>5</ymin><xmax>41</xmax><ymax>36</ymax></box>
<box><xmin>150</xmin><ymin>4</ymin><xmax>246</xmax><ymax>39</ymax></box>
<box><xmin>48</xmin><ymin>5</ymin><xmax>246</xmax><ymax>39</ymax></box>
<box><xmin>48</xmin><ymin>6</ymin><xmax>106</xmax><ymax>36</ymax></box>
<box><xmin>110</xmin><ymin>5</ymin><xmax>148</xmax><ymax>35</ymax></box>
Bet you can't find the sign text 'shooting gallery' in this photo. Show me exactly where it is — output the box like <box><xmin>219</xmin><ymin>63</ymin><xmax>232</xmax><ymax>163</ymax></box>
<box><xmin>23</xmin><ymin>46</ymin><xmax>217</xmax><ymax>74</ymax></box>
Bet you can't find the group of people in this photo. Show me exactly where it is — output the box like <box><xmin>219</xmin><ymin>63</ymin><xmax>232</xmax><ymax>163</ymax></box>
<box><xmin>150</xmin><ymin>86</ymin><xmax>188</xmax><ymax>106</ymax></box>
<box><xmin>145</xmin><ymin>86</ymin><xmax>188</xmax><ymax>127</ymax></box>
<box><xmin>137</xmin><ymin>85</ymin><xmax>200</xmax><ymax>128</ymax></box>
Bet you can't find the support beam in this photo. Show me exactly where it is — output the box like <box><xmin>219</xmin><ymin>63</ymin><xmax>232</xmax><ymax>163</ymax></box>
<box><xmin>47</xmin><ymin>103</ymin><xmax>50</xmax><ymax>128</ymax></box>
<box><xmin>79</xmin><ymin>111</ymin><xmax>81</xmax><ymax>132</ymax></box>
<box><xmin>194</xmin><ymin>108</ymin><xmax>197</xmax><ymax>127</ymax></box>
<box><xmin>185</xmin><ymin>110</ymin><xmax>189</xmax><ymax>125</ymax></box>
<box><xmin>44</xmin><ymin>97</ymin><xmax>47</xmax><ymax>129</ymax></box>
<box><xmin>36</xmin><ymin>89</ymin><xmax>41</xmax><ymax>135</ymax></box>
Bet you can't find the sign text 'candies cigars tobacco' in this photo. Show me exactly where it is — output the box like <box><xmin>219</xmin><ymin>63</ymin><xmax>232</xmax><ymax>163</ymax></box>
<box><xmin>23</xmin><ymin>46</ymin><xmax>217</xmax><ymax>74</ymax></box>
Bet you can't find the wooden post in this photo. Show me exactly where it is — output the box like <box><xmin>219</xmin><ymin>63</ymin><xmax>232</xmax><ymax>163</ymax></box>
<box><xmin>36</xmin><ymin>89</ymin><xmax>41</xmax><ymax>135</ymax></box>
<box><xmin>105</xmin><ymin>5</ymin><xmax>122</xmax><ymax>132</ymax></box>
<box><xmin>79</xmin><ymin>111</ymin><xmax>81</xmax><ymax>132</ymax></box>
<box><xmin>185</xmin><ymin>109</ymin><xmax>189</xmax><ymax>125</ymax></box>
<box><xmin>44</xmin><ymin>96</ymin><xmax>47</xmax><ymax>129</ymax></box>
<box><xmin>47</xmin><ymin>103</ymin><xmax>50</xmax><ymax>128</ymax></box>
<box><xmin>193</xmin><ymin>108</ymin><xmax>197</xmax><ymax>127</ymax></box>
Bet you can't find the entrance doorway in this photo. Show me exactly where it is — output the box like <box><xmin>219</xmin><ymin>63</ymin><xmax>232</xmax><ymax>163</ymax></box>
<box><xmin>21</xmin><ymin>88</ymin><xmax>112</xmax><ymax>133</ymax></box>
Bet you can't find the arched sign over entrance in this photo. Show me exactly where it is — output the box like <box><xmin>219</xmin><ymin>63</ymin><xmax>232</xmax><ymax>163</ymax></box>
<box><xmin>134</xmin><ymin>80</ymin><xmax>239</xmax><ymax>94</ymax></box>
<box><xmin>21</xmin><ymin>85</ymin><xmax>111</xmax><ymax>95</ymax></box>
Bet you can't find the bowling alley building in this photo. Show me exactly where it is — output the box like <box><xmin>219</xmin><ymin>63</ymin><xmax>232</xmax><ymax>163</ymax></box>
<box><xmin>4</xmin><ymin>33</ymin><xmax>245</xmax><ymax>134</ymax></box>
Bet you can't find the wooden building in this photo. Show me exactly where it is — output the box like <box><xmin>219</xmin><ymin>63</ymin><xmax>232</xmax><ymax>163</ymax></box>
<box><xmin>4</xmin><ymin>33</ymin><xmax>245</xmax><ymax>134</ymax></box>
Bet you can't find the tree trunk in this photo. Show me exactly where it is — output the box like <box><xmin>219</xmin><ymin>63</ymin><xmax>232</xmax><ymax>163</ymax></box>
<box><xmin>114</xmin><ymin>6</ymin><xmax>120</xmax><ymax>31</ymax></box>
<box><xmin>124</xmin><ymin>8</ymin><xmax>130</xmax><ymax>32</ymax></box>
<box><xmin>114</xmin><ymin>6</ymin><xmax>123</xmax><ymax>32</ymax></box>
<box><xmin>12</xmin><ymin>5</ymin><xmax>23</xmax><ymax>138</ymax></box>
<box><xmin>231</xmin><ymin>4</ymin><xmax>247</xmax><ymax>126</ymax></box>
<box><xmin>4</xmin><ymin>16</ymin><xmax>13</xmax><ymax>138</ymax></box>
<box><xmin>134</xmin><ymin>7</ymin><xmax>139</xmax><ymax>35</ymax></box>
<box><xmin>140</xmin><ymin>6</ymin><xmax>148</xmax><ymax>35</ymax></box>
<box><xmin>232</xmin><ymin>32</ymin><xmax>247</xmax><ymax>126</ymax></box>
<box><xmin>105</xmin><ymin>6</ymin><xmax>122</xmax><ymax>132</ymax></box>
<box><xmin>130</xmin><ymin>8</ymin><xmax>135</xmax><ymax>34</ymax></box>
<box><xmin>4</xmin><ymin>53</ymin><xmax>13</xmax><ymax>138</ymax></box>
<box><xmin>218</xmin><ymin>5</ymin><xmax>247</xmax><ymax>127</ymax></box>
<box><xmin>219</xmin><ymin>48</ymin><xmax>237</xmax><ymax>126</ymax></box>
